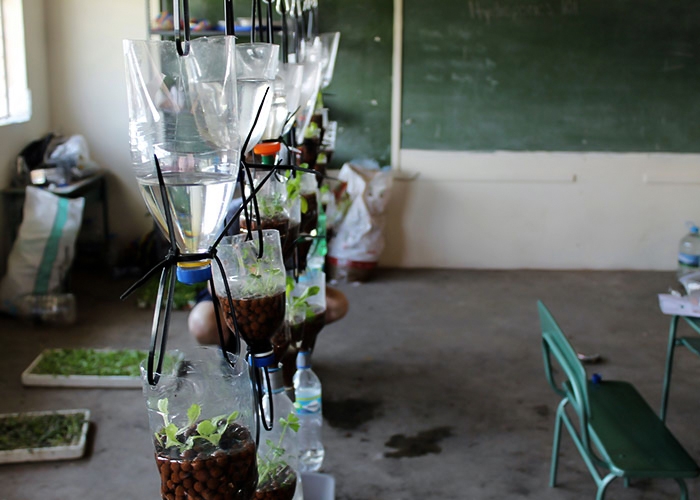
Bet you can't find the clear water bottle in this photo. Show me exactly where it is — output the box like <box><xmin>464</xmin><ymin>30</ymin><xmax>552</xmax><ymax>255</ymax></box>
<box><xmin>678</xmin><ymin>224</ymin><xmax>700</xmax><ymax>277</ymax></box>
<box><xmin>293</xmin><ymin>351</ymin><xmax>325</xmax><ymax>472</ymax></box>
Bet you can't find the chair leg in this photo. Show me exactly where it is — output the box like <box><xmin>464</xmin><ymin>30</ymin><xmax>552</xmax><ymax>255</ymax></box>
<box><xmin>660</xmin><ymin>315</ymin><xmax>680</xmax><ymax>422</ymax></box>
<box><xmin>623</xmin><ymin>477</ymin><xmax>630</xmax><ymax>488</ymax></box>
<box><xmin>549</xmin><ymin>399</ymin><xmax>566</xmax><ymax>487</ymax></box>
<box><xmin>675</xmin><ymin>478</ymin><xmax>689</xmax><ymax>500</ymax></box>
<box><xmin>596</xmin><ymin>474</ymin><xmax>616</xmax><ymax>500</ymax></box>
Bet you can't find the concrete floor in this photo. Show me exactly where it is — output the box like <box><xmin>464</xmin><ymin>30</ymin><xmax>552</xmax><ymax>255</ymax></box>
<box><xmin>1</xmin><ymin>269</ymin><xmax>700</xmax><ymax>499</ymax></box>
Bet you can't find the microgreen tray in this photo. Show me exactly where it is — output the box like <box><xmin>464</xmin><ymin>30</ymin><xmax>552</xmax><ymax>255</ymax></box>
<box><xmin>0</xmin><ymin>409</ymin><xmax>90</xmax><ymax>464</ymax></box>
<box><xmin>21</xmin><ymin>348</ymin><xmax>146</xmax><ymax>388</ymax></box>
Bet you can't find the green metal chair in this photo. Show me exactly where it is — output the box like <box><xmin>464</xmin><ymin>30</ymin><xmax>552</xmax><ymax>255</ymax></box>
<box><xmin>660</xmin><ymin>315</ymin><xmax>700</xmax><ymax>422</ymax></box>
<box><xmin>538</xmin><ymin>301</ymin><xmax>698</xmax><ymax>500</ymax></box>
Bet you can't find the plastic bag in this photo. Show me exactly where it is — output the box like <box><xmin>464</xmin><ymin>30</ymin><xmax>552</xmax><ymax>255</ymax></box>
<box><xmin>0</xmin><ymin>187</ymin><xmax>84</xmax><ymax>315</ymax></box>
<box><xmin>327</xmin><ymin>161</ymin><xmax>392</xmax><ymax>281</ymax></box>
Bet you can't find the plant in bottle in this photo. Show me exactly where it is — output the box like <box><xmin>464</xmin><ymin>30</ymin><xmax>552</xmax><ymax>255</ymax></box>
<box><xmin>153</xmin><ymin>399</ymin><xmax>257</xmax><ymax>500</ymax></box>
<box><xmin>254</xmin><ymin>413</ymin><xmax>300</xmax><ymax>500</ymax></box>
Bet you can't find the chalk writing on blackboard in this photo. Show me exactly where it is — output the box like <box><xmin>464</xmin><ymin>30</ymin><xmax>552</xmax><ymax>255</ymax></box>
<box><xmin>468</xmin><ymin>0</ymin><xmax>579</xmax><ymax>23</ymax></box>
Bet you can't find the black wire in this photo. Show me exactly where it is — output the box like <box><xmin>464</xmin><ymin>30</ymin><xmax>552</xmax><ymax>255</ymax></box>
<box><xmin>225</xmin><ymin>0</ymin><xmax>235</xmax><ymax>36</ymax></box>
<box><xmin>257</xmin><ymin>0</ymin><xmax>265</xmax><ymax>42</ymax></box>
<box><xmin>266</xmin><ymin>0</ymin><xmax>273</xmax><ymax>45</ymax></box>
<box><xmin>280</xmin><ymin>0</ymin><xmax>288</xmax><ymax>63</ymax></box>
<box><xmin>250</xmin><ymin>0</ymin><xmax>257</xmax><ymax>44</ymax></box>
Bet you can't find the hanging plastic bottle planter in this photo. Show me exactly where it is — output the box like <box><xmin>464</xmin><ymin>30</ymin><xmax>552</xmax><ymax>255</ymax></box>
<box><xmin>123</xmin><ymin>35</ymin><xmax>240</xmax><ymax>286</ymax></box>
<box><xmin>141</xmin><ymin>346</ymin><xmax>257</xmax><ymax>500</ymax></box>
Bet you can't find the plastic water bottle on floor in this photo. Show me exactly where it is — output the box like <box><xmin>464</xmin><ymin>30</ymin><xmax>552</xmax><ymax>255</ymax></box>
<box><xmin>678</xmin><ymin>223</ymin><xmax>700</xmax><ymax>278</ymax></box>
<box><xmin>293</xmin><ymin>351</ymin><xmax>325</xmax><ymax>472</ymax></box>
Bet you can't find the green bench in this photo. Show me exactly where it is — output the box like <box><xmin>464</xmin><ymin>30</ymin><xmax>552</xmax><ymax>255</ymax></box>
<box><xmin>538</xmin><ymin>301</ymin><xmax>698</xmax><ymax>499</ymax></box>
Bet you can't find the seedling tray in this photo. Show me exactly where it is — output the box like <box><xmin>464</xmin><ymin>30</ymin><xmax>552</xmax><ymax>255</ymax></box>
<box><xmin>21</xmin><ymin>348</ymin><xmax>145</xmax><ymax>388</ymax></box>
<box><xmin>0</xmin><ymin>409</ymin><xmax>90</xmax><ymax>464</ymax></box>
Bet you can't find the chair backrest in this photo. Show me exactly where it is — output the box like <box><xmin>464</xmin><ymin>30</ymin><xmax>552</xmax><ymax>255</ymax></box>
<box><xmin>538</xmin><ymin>301</ymin><xmax>591</xmax><ymax>434</ymax></box>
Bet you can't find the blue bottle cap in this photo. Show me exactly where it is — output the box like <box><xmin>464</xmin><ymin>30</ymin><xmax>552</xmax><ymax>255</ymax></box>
<box><xmin>591</xmin><ymin>373</ymin><xmax>602</xmax><ymax>384</ymax></box>
<box><xmin>176</xmin><ymin>263</ymin><xmax>212</xmax><ymax>284</ymax></box>
<box><xmin>296</xmin><ymin>350</ymin><xmax>311</xmax><ymax>369</ymax></box>
<box><xmin>251</xmin><ymin>351</ymin><xmax>276</xmax><ymax>368</ymax></box>
<box><xmin>691</xmin><ymin>225</ymin><xmax>699</xmax><ymax>234</ymax></box>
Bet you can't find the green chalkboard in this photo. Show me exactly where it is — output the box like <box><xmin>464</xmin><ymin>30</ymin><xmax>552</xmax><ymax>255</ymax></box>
<box><xmin>401</xmin><ymin>0</ymin><xmax>700</xmax><ymax>152</ymax></box>
<box><xmin>321</xmin><ymin>0</ymin><xmax>393</xmax><ymax>166</ymax></box>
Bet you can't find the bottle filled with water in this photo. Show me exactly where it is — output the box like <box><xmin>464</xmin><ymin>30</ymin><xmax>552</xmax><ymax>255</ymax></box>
<box><xmin>124</xmin><ymin>36</ymin><xmax>240</xmax><ymax>283</ymax></box>
<box><xmin>293</xmin><ymin>350</ymin><xmax>325</xmax><ymax>472</ymax></box>
<box><xmin>678</xmin><ymin>223</ymin><xmax>700</xmax><ymax>278</ymax></box>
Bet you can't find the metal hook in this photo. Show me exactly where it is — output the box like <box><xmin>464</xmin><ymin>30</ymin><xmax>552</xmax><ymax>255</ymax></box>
<box><xmin>174</xmin><ymin>0</ymin><xmax>191</xmax><ymax>56</ymax></box>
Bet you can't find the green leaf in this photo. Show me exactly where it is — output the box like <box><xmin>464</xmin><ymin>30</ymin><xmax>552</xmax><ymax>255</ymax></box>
<box><xmin>163</xmin><ymin>423</ymin><xmax>180</xmax><ymax>448</ymax></box>
<box><xmin>205</xmin><ymin>432</ymin><xmax>221</xmax><ymax>446</ymax></box>
<box><xmin>266</xmin><ymin>439</ymin><xmax>276</xmax><ymax>449</ymax></box>
<box><xmin>157</xmin><ymin>398</ymin><xmax>169</xmax><ymax>415</ymax></box>
<box><xmin>187</xmin><ymin>404</ymin><xmax>201</xmax><ymax>426</ymax></box>
<box><xmin>196</xmin><ymin>420</ymin><xmax>216</xmax><ymax>437</ymax></box>
<box><xmin>301</xmin><ymin>195</ymin><xmax>309</xmax><ymax>214</ymax></box>
<box><xmin>226</xmin><ymin>411</ymin><xmax>240</xmax><ymax>425</ymax></box>
<box><xmin>157</xmin><ymin>399</ymin><xmax>169</xmax><ymax>426</ymax></box>
<box><xmin>286</xmin><ymin>413</ymin><xmax>300</xmax><ymax>432</ymax></box>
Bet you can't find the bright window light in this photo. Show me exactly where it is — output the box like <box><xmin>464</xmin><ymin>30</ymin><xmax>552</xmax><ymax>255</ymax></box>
<box><xmin>0</xmin><ymin>0</ymin><xmax>30</xmax><ymax>126</ymax></box>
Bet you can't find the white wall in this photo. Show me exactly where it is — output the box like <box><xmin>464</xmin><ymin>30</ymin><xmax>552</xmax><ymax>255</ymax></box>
<box><xmin>0</xmin><ymin>0</ymin><xmax>50</xmax><ymax>188</ymax></box>
<box><xmin>45</xmin><ymin>0</ymin><xmax>152</xmax><ymax>249</ymax></box>
<box><xmin>380</xmin><ymin>151</ymin><xmax>700</xmax><ymax>270</ymax></box>
<box><xmin>0</xmin><ymin>0</ymin><xmax>50</xmax><ymax>274</ymax></box>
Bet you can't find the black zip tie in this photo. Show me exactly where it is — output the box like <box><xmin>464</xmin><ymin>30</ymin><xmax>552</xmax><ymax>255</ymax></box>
<box><xmin>242</xmin><ymin>161</ymin><xmax>265</xmax><ymax>260</ymax></box>
<box><xmin>212</xmin><ymin>253</ymin><xmax>241</xmax><ymax>358</ymax></box>
<box><xmin>145</xmin><ymin>154</ymin><xmax>179</xmax><ymax>385</ymax></box>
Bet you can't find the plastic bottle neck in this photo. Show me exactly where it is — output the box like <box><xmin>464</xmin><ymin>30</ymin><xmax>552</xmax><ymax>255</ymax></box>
<box><xmin>296</xmin><ymin>350</ymin><xmax>312</xmax><ymax>370</ymax></box>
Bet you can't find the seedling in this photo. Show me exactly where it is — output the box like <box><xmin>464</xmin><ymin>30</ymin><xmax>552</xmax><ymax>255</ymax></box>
<box><xmin>31</xmin><ymin>348</ymin><xmax>147</xmax><ymax>377</ymax></box>
<box><xmin>286</xmin><ymin>277</ymin><xmax>321</xmax><ymax>320</ymax></box>
<box><xmin>154</xmin><ymin>399</ymin><xmax>240</xmax><ymax>454</ymax></box>
<box><xmin>286</xmin><ymin>168</ymin><xmax>309</xmax><ymax>214</ymax></box>
<box><xmin>257</xmin><ymin>413</ymin><xmax>300</xmax><ymax>486</ymax></box>
<box><xmin>0</xmin><ymin>413</ymin><xmax>86</xmax><ymax>451</ymax></box>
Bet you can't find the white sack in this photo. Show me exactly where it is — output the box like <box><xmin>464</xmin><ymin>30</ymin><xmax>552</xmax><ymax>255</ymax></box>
<box><xmin>0</xmin><ymin>187</ymin><xmax>84</xmax><ymax>314</ymax></box>
<box><xmin>328</xmin><ymin>162</ymin><xmax>392</xmax><ymax>263</ymax></box>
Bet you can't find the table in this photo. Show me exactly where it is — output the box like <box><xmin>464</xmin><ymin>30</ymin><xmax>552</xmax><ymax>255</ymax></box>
<box><xmin>1</xmin><ymin>172</ymin><xmax>110</xmax><ymax>266</ymax></box>
<box><xmin>659</xmin><ymin>314</ymin><xmax>700</xmax><ymax>421</ymax></box>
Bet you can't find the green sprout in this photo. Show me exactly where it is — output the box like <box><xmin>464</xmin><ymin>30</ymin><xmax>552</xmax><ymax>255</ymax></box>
<box><xmin>154</xmin><ymin>399</ymin><xmax>240</xmax><ymax>454</ymax></box>
<box><xmin>286</xmin><ymin>167</ymin><xmax>309</xmax><ymax>214</ymax></box>
<box><xmin>0</xmin><ymin>413</ymin><xmax>86</xmax><ymax>451</ymax></box>
<box><xmin>286</xmin><ymin>277</ymin><xmax>321</xmax><ymax>320</ymax></box>
<box><xmin>257</xmin><ymin>413</ymin><xmax>300</xmax><ymax>486</ymax></box>
<box><xmin>31</xmin><ymin>348</ymin><xmax>147</xmax><ymax>377</ymax></box>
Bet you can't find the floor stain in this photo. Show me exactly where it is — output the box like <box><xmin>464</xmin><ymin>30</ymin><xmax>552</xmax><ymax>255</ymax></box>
<box><xmin>384</xmin><ymin>426</ymin><xmax>453</xmax><ymax>458</ymax></box>
<box><xmin>533</xmin><ymin>404</ymin><xmax>550</xmax><ymax>418</ymax></box>
<box><xmin>324</xmin><ymin>398</ymin><xmax>382</xmax><ymax>430</ymax></box>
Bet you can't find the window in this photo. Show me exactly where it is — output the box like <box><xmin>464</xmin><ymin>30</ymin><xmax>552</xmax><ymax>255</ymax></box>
<box><xmin>0</xmin><ymin>0</ymin><xmax>30</xmax><ymax>125</ymax></box>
